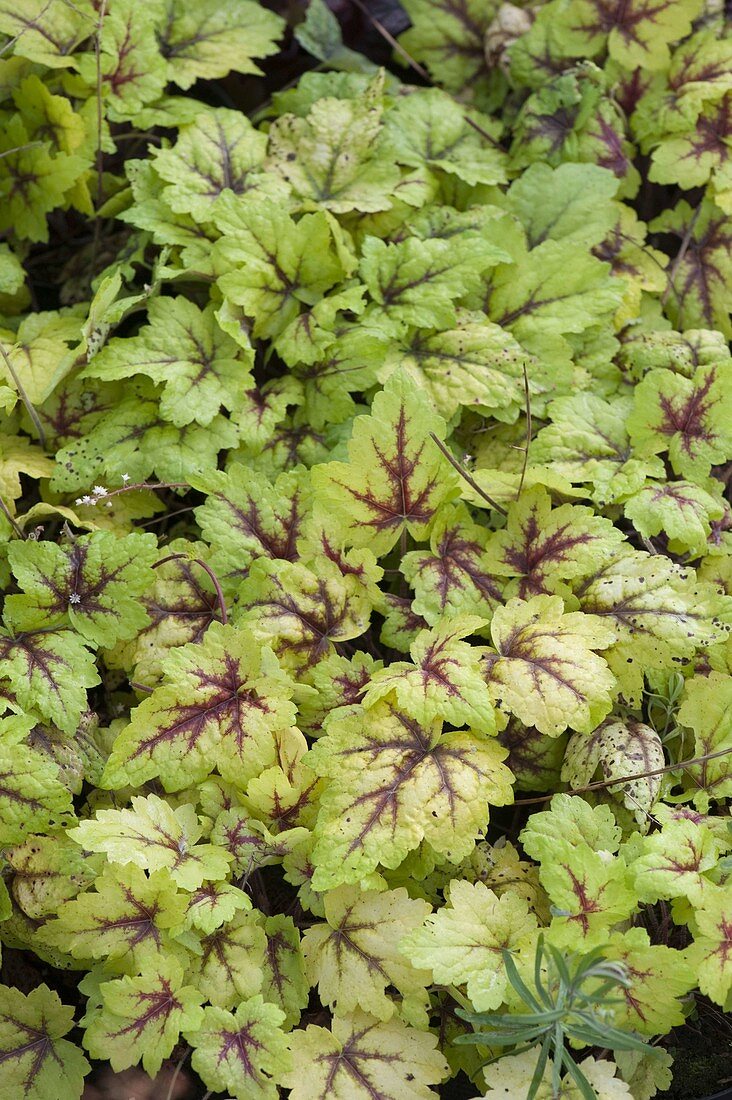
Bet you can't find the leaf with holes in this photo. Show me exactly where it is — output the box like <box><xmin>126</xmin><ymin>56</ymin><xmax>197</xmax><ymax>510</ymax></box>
<box><xmin>6</xmin><ymin>531</ymin><xmax>157</xmax><ymax>648</ymax></box>
<box><xmin>483</xmin><ymin>485</ymin><xmax>626</xmax><ymax>599</ymax></box>
<box><xmin>574</xmin><ymin>548</ymin><xmax>731</xmax><ymax>705</ymax></box>
<box><xmin>185</xmin><ymin>997</ymin><xmax>290</xmax><ymax>1100</ymax></box>
<box><xmin>285</xmin><ymin>1010</ymin><xmax>448</xmax><ymax>1100</ymax></box>
<box><xmin>82</xmin><ymin>957</ymin><xmax>204</xmax><ymax>1077</ymax></box>
<box><xmin>624</xmin><ymin>480</ymin><xmax>725</xmax><ymax>556</ymax></box>
<box><xmin>103</xmin><ymin>623</ymin><xmax>296</xmax><ymax>791</ymax></box>
<box><xmin>677</xmin><ymin>672</ymin><xmax>732</xmax><ymax>810</ymax></box>
<box><xmin>0</xmin><ymin>983</ymin><xmax>90</xmax><ymax>1100</ymax></box>
<box><xmin>69</xmin><ymin>794</ymin><xmax>231</xmax><ymax>891</ymax></box>
<box><xmin>37</xmin><ymin>865</ymin><xmax>188</xmax><ymax>970</ymax></box>
<box><xmin>313</xmin><ymin>369</ymin><xmax>459</xmax><ymax>555</ymax></box>
<box><xmin>482</xmin><ymin>594</ymin><xmax>616</xmax><ymax>736</ymax></box>
<box><xmin>563</xmin><ymin>718</ymin><xmax>665</xmax><ymax>823</ymax></box>
<box><xmin>193</xmin><ymin>465</ymin><xmax>311</xmax><ymax>597</ymax></box>
<box><xmin>401</xmin><ymin>879</ymin><xmax>537</xmax><ymax>1012</ymax></box>
<box><xmin>215</xmin><ymin>197</ymin><xmax>345</xmax><ymax>339</ymax></box>
<box><xmin>186</xmin><ymin>909</ymin><xmax>267</xmax><ymax>1008</ymax></box>
<box><xmin>627</xmin><ymin>362</ymin><xmax>732</xmax><ymax>480</ymax></box>
<box><xmin>362</xmin><ymin>616</ymin><xmax>497</xmax><ymax>735</ymax></box>
<box><xmin>84</xmin><ymin>297</ymin><xmax>254</xmax><ymax>427</ymax></box>
<box><xmin>308</xmin><ymin>702</ymin><xmax>513</xmax><ymax>889</ymax></box>
<box><xmin>156</xmin><ymin>0</ymin><xmax>284</xmax><ymax>89</ymax></box>
<box><xmin>0</xmin><ymin>626</ymin><xmax>99</xmax><ymax>733</ymax></box>
<box><xmin>302</xmin><ymin>886</ymin><xmax>431</xmax><ymax>1020</ymax></box>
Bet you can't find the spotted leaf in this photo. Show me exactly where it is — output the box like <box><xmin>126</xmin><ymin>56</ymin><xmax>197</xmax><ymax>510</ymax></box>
<box><xmin>623</xmin><ymin>479</ymin><xmax>725</xmax><ymax>556</ymax></box>
<box><xmin>563</xmin><ymin>718</ymin><xmax>665</xmax><ymax>823</ymax></box>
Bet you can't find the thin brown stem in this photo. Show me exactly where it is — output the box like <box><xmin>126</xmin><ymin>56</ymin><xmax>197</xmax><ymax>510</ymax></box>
<box><xmin>516</xmin><ymin>360</ymin><xmax>531</xmax><ymax>501</ymax></box>
<box><xmin>154</xmin><ymin>553</ymin><xmax>228</xmax><ymax>625</ymax></box>
<box><xmin>430</xmin><ymin>433</ymin><xmax>507</xmax><ymax>515</ymax></box>
<box><xmin>0</xmin><ymin>492</ymin><xmax>24</xmax><ymax>538</ymax></box>
<box><xmin>0</xmin><ymin>341</ymin><xmax>46</xmax><ymax>450</ymax></box>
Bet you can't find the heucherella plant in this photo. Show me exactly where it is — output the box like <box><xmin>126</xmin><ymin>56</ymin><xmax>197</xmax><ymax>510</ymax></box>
<box><xmin>0</xmin><ymin>0</ymin><xmax>731</xmax><ymax>1098</ymax></box>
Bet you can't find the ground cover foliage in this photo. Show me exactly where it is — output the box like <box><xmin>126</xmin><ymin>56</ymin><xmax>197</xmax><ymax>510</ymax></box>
<box><xmin>0</xmin><ymin>0</ymin><xmax>730</xmax><ymax>1097</ymax></box>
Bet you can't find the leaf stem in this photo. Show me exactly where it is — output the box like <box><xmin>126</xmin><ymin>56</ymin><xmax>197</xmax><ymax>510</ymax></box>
<box><xmin>0</xmin><ymin>341</ymin><xmax>46</xmax><ymax>450</ymax></box>
<box><xmin>154</xmin><ymin>553</ymin><xmax>228</xmax><ymax>625</ymax></box>
<box><xmin>430</xmin><ymin>433</ymin><xmax>507</xmax><ymax>515</ymax></box>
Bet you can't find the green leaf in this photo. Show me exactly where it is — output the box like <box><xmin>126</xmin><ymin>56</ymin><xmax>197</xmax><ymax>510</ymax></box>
<box><xmin>559</xmin><ymin>0</ymin><xmax>703</xmax><ymax>71</ymax></box>
<box><xmin>308</xmin><ymin>702</ymin><xmax>513</xmax><ymax>888</ymax></box>
<box><xmin>185</xmin><ymin>997</ymin><xmax>290</xmax><ymax>1100</ymax></box>
<box><xmin>600</xmin><ymin>928</ymin><xmax>695</xmax><ymax>1035</ymax></box>
<box><xmin>6</xmin><ymin>831</ymin><xmax>95</xmax><ymax>920</ymax></box>
<box><xmin>302</xmin><ymin>885</ymin><xmax>432</xmax><ymax>1020</ymax></box>
<box><xmin>38</xmin><ymin>865</ymin><xmax>188</xmax><ymax>969</ymax></box>
<box><xmin>216</xmin><ymin>197</ymin><xmax>344</xmax><ymax>340</ymax></box>
<box><xmin>627</xmin><ymin>362</ymin><xmax>732</xmax><ymax>479</ymax></box>
<box><xmin>651</xmin><ymin>199</ymin><xmax>732</xmax><ymax>336</ymax></box>
<box><xmin>85</xmin><ymin>298</ymin><xmax>254</xmax><ymax>427</ymax></box>
<box><xmin>0</xmin><ymin>626</ymin><xmax>99</xmax><ymax>733</ymax></box>
<box><xmin>541</xmin><ymin>843</ymin><xmax>637</xmax><ymax>945</ymax></box>
<box><xmin>260</xmin><ymin>913</ymin><xmax>309</xmax><ymax>1030</ymax></box>
<box><xmin>103</xmin><ymin>623</ymin><xmax>296</xmax><ymax>791</ymax></box>
<box><xmin>0</xmin><ymin>0</ymin><xmax>94</xmax><ymax>68</ymax></box>
<box><xmin>76</xmin><ymin>0</ymin><xmax>167</xmax><ymax>121</ymax></box>
<box><xmin>362</xmin><ymin>616</ymin><xmax>497</xmax><ymax>734</ymax></box>
<box><xmin>483</xmin><ymin>594</ymin><xmax>616</xmax><ymax>736</ymax></box>
<box><xmin>624</xmin><ymin>480</ymin><xmax>725</xmax><ymax>556</ymax></box>
<box><xmin>82</xmin><ymin>957</ymin><xmax>204</xmax><ymax>1076</ymax></box>
<box><xmin>0</xmin><ymin>713</ymin><xmax>74</xmax><ymax>845</ymax></box>
<box><xmin>633</xmin><ymin>817</ymin><xmax>723</xmax><ymax>904</ymax></box>
<box><xmin>520</xmin><ymin>794</ymin><xmax>622</xmax><ymax>862</ymax></box>
<box><xmin>501</xmin><ymin>162</ymin><xmax>619</xmax><ymax>248</ymax></box>
<box><xmin>6</xmin><ymin>531</ymin><xmax>156</xmax><ymax>647</ymax></box>
<box><xmin>313</xmin><ymin>370</ymin><xmax>459</xmax><ymax>555</ymax></box>
<box><xmin>398</xmin><ymin>0</ymin><xmax>494</xmax><ymax>96</ymax></box>
<box><xmin>685</xmin><ymin>888</ymin><xmax>732</xmax><ymax>1006</ymax></box>
<box><xmin>483</xmin><ymin>486</ymin><xmax>626</xmax><ymax>599</ymax></box>
<box><xmin>677</xmin><ymin>672</ymin><xmax>732</xmax><ymax>809</ymax></box>
<box><xmin>0</xmin><ymin>984</ymin><xmax>90</xmax><ymax>1100</ymax></box>
<box><xmin>0</xmin><ymin>115</ymin><xmax>86</xmax><ymax>242</ymax></box>
<box><xmin>156</xmin><ymin>0</ymin><xmax>284</xmax><ymax>89</ymax></box>
<box><xmin>283</xmin><ymin>1010</ymin><xmax>448</xmax><ymax>1100</ymax></box>
<box><xmin>69</xmin><ymin>794</ymin><xmax>231</xmax><ymax>890</ymax></box>
<box><xmin>294</xmin><ymin>0</ymin><xmax>378</xmax><ymax>72</ymax></box>
<box><xmin>186</xmin><ymin>909</ymin><xmax>267</xmax><ymax>1008</ymax></box>
<box><xmin>402</xmin><ymin>879</ymin><xmax>537</xmax><ymax>1011</ymax></box>
<box><xmin>384</xmin><ymin>88</ymin><xmax>506</xmax><ymax>186</ymax></box>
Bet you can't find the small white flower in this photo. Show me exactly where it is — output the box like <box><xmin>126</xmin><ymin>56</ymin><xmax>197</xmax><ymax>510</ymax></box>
<box><xmin>105</xmin><ymin>501</ymin><xmax>113</xmax><ymax>508</ymax></box>
<box><xmin>121</xmin><ymin>473</ymin><xmax>130</xmax><ymax>483</ymax></box>
<box><xmin>69</xmin><ymin>593</ymin><xmax>82</xmax><ymax>605</ymax></box>
<box><xmin>92</xmin><ymin>485</ymin><xmax>108</xmax><ymax>496</ymax></box>
<box><xmin>74</xmin><ymin>498</ymin><xmax>83</xmax><ymax>506</ymax></box>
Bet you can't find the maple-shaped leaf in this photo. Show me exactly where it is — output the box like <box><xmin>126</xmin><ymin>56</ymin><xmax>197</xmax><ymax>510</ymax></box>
<box><xmin>83</xmin><ymin>957</ymin><xmax>204</xmax><ymax>1077</ymax></box>
<box><xmin>378</xmin><ymin>309</ymin><xmax>528</xmax><ymax>421</ymax></box>
<box><xmin>384</xmin><ymin>87</ymin><xmax>506</xmax><ymax>186</ymax></box>
<box><xmin>624</xmin><ymin>480</ymin><xmax>726</xmax><ymax>557</ymax></box>
<box><xmin>313</xmin><ymin>370</ymin><xmax>459</xmax><ymax>555</ymax></box>
<box><xmin>563</xmin><ymin>718</ymin><xmax>665</xmax><ymax>823</ymax></box>
<box><xmin>651</xmin><ymin>198</ymin><xmax>732</xmax><ymax>336</ymax></box>
<box><xmin>575</xmin><ymin>548</ymin><xmax>730</xmax><ymax>705</ymax></box>
<box><xmin>482</xmin><ymin>594</ymin><xmax>616</xmax><ymax>736</ymax></box>
<box><xmin>541</xmin><ymin>842</ymin><xmax>638</xmax><ymax>946</ymax></box>
<box><xmin>6</xmin><ymin>531</ymin><xmax>156</xmax><ymax>648</ymax></box>
<box><xmin>501</xmin><ymin>162</ymin><xmax>619</xmax><ymax>249</ymax></box>
<box><xmin>237</xmin><ymin>556</ymin><xmax>373</xmax><ymax>671</ymax></box>
<box><xmin>401</xmin><ymin>503</ymin><xmax>502</xmax><ymax>624</ymax></box>
<box><xmin>531</xmin><ymin>392</ymin><xmax>665</xmax><ymax>505</ymax></box>
<box><xmin>267</xmin><ymin>72</ymin><xmax>400</xmax><ymax>212</ymax></box>
<box><xmin>520</xmin><ymin>793</ymin><xmax>622</xmax><ymax>861</ymax></box>
<box><xmin>633</xmin><ymin>817</ymin><xmax>723</xmax><ymax>905</ymax></box>
<box><xmin>600</xmin><ymin>928</ymin><xmax>695</xmax><ymax>1035</ymax></box>
<box><xmin>560</xmin><ymin>0</ymin><xmax>702</xmax><ymax>71</ymax></box>
<box><xmin>260</xmin><ymin>914</ymin><xmax>309</xmax><ymax>1030</ymax></box>
<box><xmin>0</xmin><ymin>713</ymin><xmax>74</xmax><ymax>846</ymax></box>
<box><xmin>379</xmin><ymin>593</ymin><xmax>430</xmax><ymax>653</ymax></box>
<box><xmin>0</xmin><ymin>983</ymin><xmax>90</xmax><ymax>1100</ymax></box>
<box><xmin>0</xmin><ymin>316</ymin><xmax>75</xmax><ymax>408</ymax></box>
<box><xmin>6</xmin><ymin>831</ymin><xmax>95</xmax><ymax>920</ymax></box>
<box><xmin>363</xmin><ymin>616</ymin><xmax>497</xmax><ymax>735</ymax></box>
<box><xmin>302</xmin><ymin>885</ymin><xmax>431</xmax><ymax>1020</ymax></box>
<box><xmin>182</xmin><ymin>881</ymin><xmax>252</xmax><ymax>936</ymax></box>
<box><xmin>284</xmin><ymin>1010</ymin><xmax>448</xmax><ymax>1100</ymax></box>
<box><xmin>650</xmin><ymin>92</ymin><xmax>732</xmax><ymax>199</ymax></box>
<box><xmin>103</xmin><ymin>623</ymin><xmax>296</xmax><ymax>791</ymax></box>
<box><xmin>151</xmin><ymin>108</ymin><xmax>274</xmax><ymax>220</ymax></box>
<box><xmin>38</xmin><ymin>865</ymin><xmax>188</xmax><ymax>970</ymax></box>
<box><xmin>76</xmin><ymin>0</ymin><xmax>167</xmax><ymax>122</ymax></box>
<box><xmin>193</xmin><ymin>465</ymin><xmax>311</xmax><ymax>597</ymax></box>
<box><xmin>483</xmin><ymin>485</ymin><xmax>626</xmax><ymax>600</ymax></box>
<box><xmin>685</xmin><ymin>888</ymin><xmax>732</xmax><ymax>1006</ymax></box>
<box><xmin>69</xmin><ymin>795</ymin><xmax>231</xmax><ymax>891</ymax></box>
<box><xmin>298</xmin><ymin>651</ymin><xmax>380</xmax><ymax>736</ymax></box>
<box><xmin>677</xmin><ymin>672</ymin><xmax>732</xmax><ymax>810</ymax></box>
<box><xmin>215</xmin><ymin>197</ymin><xmax>345</xmax><ymax>339</ymax></box>
<box><xmin>156</xmin><ymin>0</ymin><xmax>284</xmax><ymax>89</ymax></box>
<box><xmin>308</xmin><ymin>702</ymin><xmax>513</xmax><ymax>889</ymax></box>
<box><xmin>85</xmin><ymin>297</ymin><xmax>254</xmax><ymax>428</ymax></box>
<box><xmin>51</xmin><ymin>381</ymin><xmax>238</xmax><ymax>493</ymax></box>
<box><xmin>0</xmin><ymin>626</ymin><xmax>99</xmax><ymax>733</ymax></box>
<box><xmin>402</xmin><ymin>879</ymin><xmax>537</xmax><ymax>1012</ymax></box>
<box><xmin>186</xmin><ymin>909</ymin><xmax>267</xmax><ymax>1008</ymax></box>
<box><xmin>186</xmin><ymin>997</ymin><xmax>290</xmax><ymax>1100</ymax></box>
<box><xmin>0</xmin><ymin>0</ymin><xmax>93</xmax><ymax>67</ymax></box>
<box><xmin>359</xmin><ymin>234</ymin><xmax>494</xmax><ymax>337</ymax></box>
<box><xmin>398</xmin><ymin>0</ymin><xmax>493</xmax><ymax>97</ymax></box>
<box><xmin>627</xmin><ymin>362</ymin><xmax>732</xmax><ymax>480</ymax></box>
